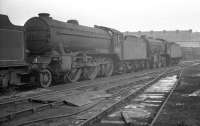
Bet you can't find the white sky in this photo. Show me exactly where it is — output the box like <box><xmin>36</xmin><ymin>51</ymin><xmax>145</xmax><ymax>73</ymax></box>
<box><xmin>0</xmin><ymin>0</ymin><xmax>200</xmax><ymax>32</ymax></box>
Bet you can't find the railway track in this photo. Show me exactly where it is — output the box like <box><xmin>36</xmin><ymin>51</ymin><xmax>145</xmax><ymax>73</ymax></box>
<box><xmin>0</xmin><ymin>67</ymin><xmax>170</xmax><ymax>105</ymax></box>
<box><xmin>0</xmin><ymin>66</ymin><xmax>181</xmax><ymax>126</ymax></box>
<box><xmin>0</xmin><ymin>67</ymin><xmax>170</xmax><ymax>98</ymax></box>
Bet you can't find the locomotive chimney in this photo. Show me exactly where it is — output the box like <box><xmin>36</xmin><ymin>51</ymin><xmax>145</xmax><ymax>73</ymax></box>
<box><xmin>38</xmin><ymin>13</ymin><xmax>50</xmax><ymax>18</ymax></box>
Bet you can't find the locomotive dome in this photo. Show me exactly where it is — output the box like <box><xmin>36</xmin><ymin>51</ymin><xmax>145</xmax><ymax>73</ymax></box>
<box><xmin>24</xmin><ymin>13</ymin><xmax>112</xmax><ymax>55</ymax></box>
<box><xmin>67</xmin><ymin>19</ymin><xmax>79</xmax><ymax>25</ymax></box>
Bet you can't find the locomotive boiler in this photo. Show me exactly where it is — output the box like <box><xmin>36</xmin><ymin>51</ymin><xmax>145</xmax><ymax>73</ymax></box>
<box><xmin>25</xmin><ymin>13</ymin><xmax>113</xmax><ymax>54</ymax></box>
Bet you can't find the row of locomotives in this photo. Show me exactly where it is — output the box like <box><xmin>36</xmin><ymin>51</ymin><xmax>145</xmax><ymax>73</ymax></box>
<box><xmin>0</xmin><ymin>13</ymin><xmax>182</xmax><ymax>89</ymax></box>
<box><xmin>166</xmin><ymin>42</ymin><xmax>182</xmax><ymax>65</ymax></box>
<box><xmin>24</xmin><ymin>13</ymin><xmax>124</xmax><ymax>87</ymax></box>
<box><xmin>0</xmin><ymin>14</ymin><xmax>31</xmax><ymax>88</ymax></box>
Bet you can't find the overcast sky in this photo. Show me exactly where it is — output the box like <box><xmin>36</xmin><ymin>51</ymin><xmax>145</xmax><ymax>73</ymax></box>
<box><xmin>0</xmin><ymin>0</ymin><xmax>200</xmax><ymax>32</ymax></box>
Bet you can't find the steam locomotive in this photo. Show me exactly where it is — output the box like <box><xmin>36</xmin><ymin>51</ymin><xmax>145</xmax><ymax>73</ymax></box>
<box><xmin>0</xmin><ymin>13</ymin><xmax>182</xmax><ymax>88</ymax></box>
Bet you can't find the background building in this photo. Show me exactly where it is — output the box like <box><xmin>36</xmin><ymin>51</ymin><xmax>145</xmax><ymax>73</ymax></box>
<box><xmin>126</xmin><ymin>30</ymin><xmax>200</xmax><ymax>47</ymax></box>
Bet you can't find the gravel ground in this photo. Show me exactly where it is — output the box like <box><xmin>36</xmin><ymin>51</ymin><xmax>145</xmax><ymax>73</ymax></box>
<box><xmin>154</xmin><ymin>65</ymin><xmax>200</xmax><ymax>126</ymax></box>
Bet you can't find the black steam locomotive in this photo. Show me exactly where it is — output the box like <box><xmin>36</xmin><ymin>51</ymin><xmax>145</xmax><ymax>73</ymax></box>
<box><xmin>0</xmin><ymin>13</ymin><xmax>182</xmax><ymax>88</ymax></box>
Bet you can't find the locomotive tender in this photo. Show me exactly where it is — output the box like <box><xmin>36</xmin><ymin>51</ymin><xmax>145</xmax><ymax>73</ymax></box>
<box><xmin>0</xmin><ymin>13</ymin><xmax>182</xmax><ymax>88</ymax></box>
<box><xmin>0</xmin><ymin>14</ymin><xmax>28</xmax><ymax>88</ymax></box>
<box><xmin>166</xmin><ymin>42</ymin><xmax>182</xmax><ymax>64</ymax></box>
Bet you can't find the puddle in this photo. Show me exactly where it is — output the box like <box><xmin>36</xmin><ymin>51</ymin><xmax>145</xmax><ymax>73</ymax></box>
<box><xmin>108</xmin><ymin>111</ymin><xmax>122</xmax><ymax>117</ymax></box>
<box><xmin>139</xmin><ymin>94</ymin><xmax>164</xmax><ymax>99</ymax></box>
<box><xmin>175</xmin><ymin>103</ymin><xmax>184</xmax><ymax>106</ymax></box>
<box><xmin>108</xmin><ymin>104</ymin><xmax>151</xmax><ymax>118</ymax></box>
<box><xmin>144</xmin><ymin>100</ymin><xmax>162</xmax><ymax>103</ymax></box>
<box><xmin>188</xmin><ymin>90</ymin><xmax>200</xmax><ymax>96</ymax></box>
<box><xmin>140</xmin><ymin>102</ymin><xmax>160</xmax><ymax>107</ymax></box>
<box><xmin>124</xmin><ymin>104</ymin><xmax>145</xmax><ymax>109</ymax></box>
<box><xmin>122</xmin><ymin>108</ymin><xmax>151</xmax><ymax>118</ymax></box>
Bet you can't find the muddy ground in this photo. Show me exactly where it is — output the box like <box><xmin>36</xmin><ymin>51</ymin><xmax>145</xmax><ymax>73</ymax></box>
<box><xmin>154</xmin><ymin>65</ymin><xmax>200</xmax><ymax>126</ymax></box>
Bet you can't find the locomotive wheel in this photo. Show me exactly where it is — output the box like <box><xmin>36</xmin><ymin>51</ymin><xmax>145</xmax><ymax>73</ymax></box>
<box><xmin>104</xmin><ymin>61</ymin><xmax>114</xmax><ymax>77</ymax></box>
<box><xmin>39</xmin><ymin>69</ymin><xmax>52</xmax><ymax>88</ymax></box>
<box><xmin>83</xmin><ymin>66</ymin><xmax>99</xmax><ymax>80</ymax></box>
<box><xmin>67</xmin><ymin>68</ymin><xmax>82</xmax><ymax>82</ymax></box>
